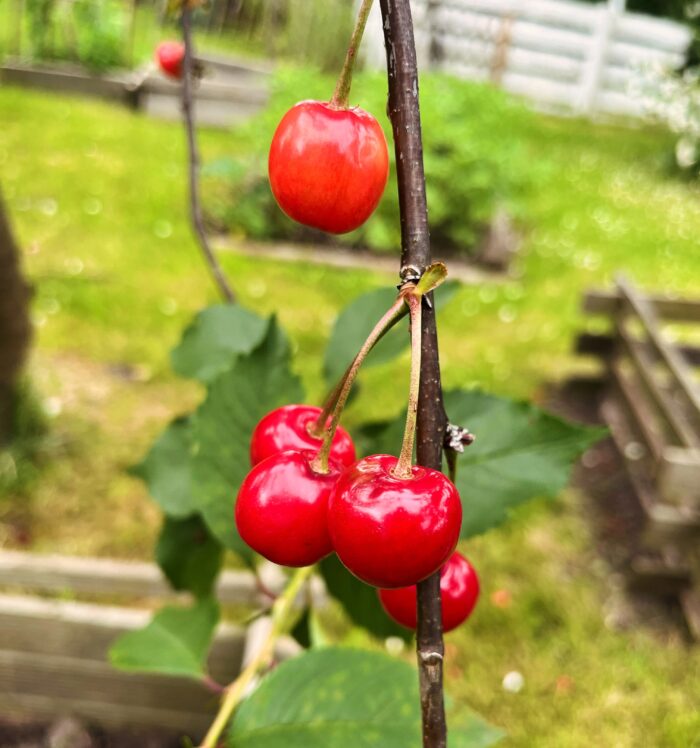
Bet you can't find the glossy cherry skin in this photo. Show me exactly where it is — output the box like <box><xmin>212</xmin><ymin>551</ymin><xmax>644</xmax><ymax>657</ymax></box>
<box><xmin>156</xmin><ymin>41</ymin><xmax>185</xmax><ymax>80</ymax></box>
<box><xmin>268</xmin><ymin>100</ymin><xmax>389</xmax><ymax>234</ymax></box>
<box><xmin>378</xmin><ymin>551</ymin><xmax>480</xmax><ymax>632</ymax></box>
<box><xmin>250</xmin><ymin>404</ymin><xmax>356</xmax><ymax>469</ymax></box>
<box><xmin>235</xmin><ymin>449</ymin><xmax>341</xmax><ymax>567</ymax></box>
<box><xmin>327</xmin><ymin>454</ymin><xmax>462</xmax><ymax>588</ymax></box>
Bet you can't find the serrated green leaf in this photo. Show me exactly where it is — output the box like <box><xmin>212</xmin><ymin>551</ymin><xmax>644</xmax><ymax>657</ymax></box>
<box><xmin>444</xmin><ymin>389</ymin><xmax>605</xmax><ymax>538</ymax></box>
<box><xmin>109</xmin><ymin>599</ymin><xmax>219</xmax><ymax>679</ymax></box>
<box><xmin>227</xmin><ymin>648</ymin><xmax>502</xmax><ymax>748</ymax></box>
<box><xmin>171</xmin><ymin>304</ymin><xmax>268</xmax><ymax>383</ymax></box>
<box><xmin>319</xmin><ymin>555</ymin><xmax>412</xmax><ymax>643</ymax></box>
<box><xmin>359</xmin><ymin>389</ymin><xmax>604</xmax><ymax>539</ymax></box>
<box><xmin>323</xmin><ymin>282</ymin><xmax>459</xmax><ymax>385</ymax></box>
<box><xmin>156</xmin><ymin>515</ymin><xmax>224</xmax><ymax>598</ymax></box>
<box><xmin>190</xmin><ymin>317</ymin><xmax>304</xmax><ymax>559</ymax></box>
<box><xmin>131</xmin><ymin>416</ymin><xmax>195</xmax><ymax>518</ymax></box>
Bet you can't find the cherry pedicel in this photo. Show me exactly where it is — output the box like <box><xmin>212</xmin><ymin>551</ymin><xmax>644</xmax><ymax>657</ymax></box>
<box><xmin>327</xmin><ymin>454</ymin><xmax>462</xmax><ymax>588</ymax></box>
<box><xmin>235</xmin><ymin>450</ymin><xmax>342</xmax><ymax>567</ymax></box>
<box><xmin>156</xmin><ymin>41</ymin><xmax>185</xmax><ymax>80</ymax></box>
<box><xmin>268</xmin><ymin>101</ymin><xmax>389</xmax><ymax>235</ymax></box>
<box><xmin>250</xmin><ymin>404</ymin><xmax>356</xmax><ymax>469</ymax></box>
<box><xmin>378</xmin><ymin>552</ymin><xmax>480</xmax><ymax>632</ymax></box>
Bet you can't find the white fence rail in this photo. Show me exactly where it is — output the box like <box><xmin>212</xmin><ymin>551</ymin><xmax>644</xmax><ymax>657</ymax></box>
<box><xmin>362</xmin><ymin>0</ymin><xmax>692</xmax><ymax>117</ymax></box>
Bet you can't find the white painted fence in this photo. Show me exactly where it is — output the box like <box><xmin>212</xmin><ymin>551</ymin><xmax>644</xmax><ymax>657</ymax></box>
<box><xmin>362</xmin><ymin>0</ymin><xmax>692</xmax><ymax>117</ymax></box>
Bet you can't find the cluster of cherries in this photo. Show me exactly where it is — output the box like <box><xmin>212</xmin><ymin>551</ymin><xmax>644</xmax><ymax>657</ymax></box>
<box><xmin>236</xmin><ymin>404</ymin><xmax>480</xmax><ymax>632</ymax></box>
<box><xmin>155</xmin><ymin>13</ymin><xmax>480</xmax><ymax>631</ymax></box>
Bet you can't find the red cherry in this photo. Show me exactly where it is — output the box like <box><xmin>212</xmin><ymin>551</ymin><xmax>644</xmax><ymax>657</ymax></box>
<box><xmin>235</xmin><ymin>450</ymin><xmax>341</xmax><ymax>567</ymax></box>
<box><xmin>250</xmin><ymin>404</ymin><xmax>356</xmax><ymax>469</ymax></box>
<box><xmin>156</xmin><ymin>41</ymin><xmax>185</xmax><ymax>80</ymax></box>
<box><xmin>268</xmin><ymin>100</ymin><xmax>389</xmax><ymax>234</ymax></box>
<box><xmin>378</xmin><ymin>552</ymin><xmax>480</xmax><ymax>632</ymax></box>
<box><xmin>327</xmin><ymin>454</ymin><xmax>462</xmax><ymax>588</ymax></box>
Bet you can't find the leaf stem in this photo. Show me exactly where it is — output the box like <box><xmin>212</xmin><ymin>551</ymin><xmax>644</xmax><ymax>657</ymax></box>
<box><xmin>392</xmin><ymin>290</ymin><xmax>422</xmax><ymax>479</ymax></box>
<box><xmin>198</xmin><ymin>565</ymin><xmax>313</xmax><ymax>748</ymax></box>
<box><xmin>330</xmin><ymin>0</ymin><xmax>375</xmax><ymax>109</ymax></box>
<box><xmin>310</xmin><ymin>295</ymin><xmax>407</xmax><ymax>474</ymax></box>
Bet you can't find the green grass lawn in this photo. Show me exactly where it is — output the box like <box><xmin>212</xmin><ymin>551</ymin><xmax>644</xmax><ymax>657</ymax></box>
<box><xmin>1</xmin><ymin>84</ymin><xmax>699</xmax><ymax>746</ymax></box>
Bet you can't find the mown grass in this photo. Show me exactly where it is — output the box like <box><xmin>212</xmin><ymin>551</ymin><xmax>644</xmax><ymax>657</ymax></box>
<box><xmin>1</xmin><ymin>83</ymin><xmax>699</xmax><ymax>746</ymax></box>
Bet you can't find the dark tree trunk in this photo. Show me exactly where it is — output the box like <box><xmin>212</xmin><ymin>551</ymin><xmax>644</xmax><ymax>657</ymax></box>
<box><xmin>0</xmin><ymin>189</ymin><xmax>32</xmax><ymax>445</ymax></box>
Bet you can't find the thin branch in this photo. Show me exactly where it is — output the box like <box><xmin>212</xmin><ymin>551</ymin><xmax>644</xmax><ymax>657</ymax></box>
<box><xmin>198</xmin><ymin>565</ymin><xmax>313</xmax><ymax>748</ymax></box>
<box><xmin>378</xmin><ymin>1</ymin><xmax>449</xmax><ymax>747</ymax></box>
<box><xmin>181</xmin><ymin>7</ymin><xmax>236</xmax><ymax>303</ymax></box>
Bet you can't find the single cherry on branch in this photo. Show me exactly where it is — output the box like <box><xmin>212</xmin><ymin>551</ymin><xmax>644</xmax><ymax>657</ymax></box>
<box><xmin>267</xmin><ymin>0</ymin><xmax>389</xmax><ymax>235</ymax></box>
<box><xmin>156</xmin><ymin>41</ymin><xmax>185</xmax><ymax>80</ymax></box>
<box><xmin>378</xmin><ymin>551</ymin><xmax>480</xmax><ymax>632</ymax></box>
<box><xmin>328</xmin><ymin>453</ymin><xmax>462</xmax><ymax>588</ymax></box>
<box><xmin>250</xmin><ymin>404</ymin><xmax>356</xmax><ymax>469</ymax></box>
<box><xmin>235</xmin><ymin>449</ymin><xmax>342</xmax><ymax>567</ymax></box>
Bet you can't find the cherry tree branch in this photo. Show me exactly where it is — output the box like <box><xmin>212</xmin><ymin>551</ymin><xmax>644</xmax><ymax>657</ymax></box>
<box><xmin>378</xmin><ymin>1</ymin><xmax>449</xmax><ymax>746</ymax></box>
<box><xmin>181</xmin><ymin>6</ymin><xmax>236</xmax><ymax>303</ymax></box>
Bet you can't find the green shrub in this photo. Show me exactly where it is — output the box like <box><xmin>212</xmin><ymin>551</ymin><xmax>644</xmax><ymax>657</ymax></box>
<box><xmin>71</xmin><ymin>0</ymin><xmax>126</xmax><ymax>72</ymax></box>
<box><xmin>204</xmin><ymin>67</ymin><xmax>539</xmax><ymax>256</ymax></box>
<box><xmin>23</xmin><ymin>0</ymin><xmax>126</xmax><ymax>72</ymax></box>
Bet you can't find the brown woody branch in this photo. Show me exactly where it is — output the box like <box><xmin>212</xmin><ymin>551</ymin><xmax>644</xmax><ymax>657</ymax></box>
<box><xmin>181</xmin><ymin>7</ymin><xmax>236</xmax><ymax>303</ymax></box>
<box><xmin>378</xmin><ymin>1</ymin><xmax>449</xmax><ymax>746</ymax></box>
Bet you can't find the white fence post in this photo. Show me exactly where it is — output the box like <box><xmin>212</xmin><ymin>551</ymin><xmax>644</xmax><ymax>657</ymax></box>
<box><xmin>577</xmin><ymin>3</ymin><xmax>614</xmax><ymax>115</ymax></box>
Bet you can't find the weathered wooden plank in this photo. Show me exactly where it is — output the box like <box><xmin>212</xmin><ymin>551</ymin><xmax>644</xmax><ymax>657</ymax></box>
<box><xmin>576</xmin><ymin>333</ymin><xmax>700</xmax><ymax>367</ymax></box>
<box><xmin>2</xmin><ymin>690</ymin><xmax>212</xmax><ymax>738</ymax></box>
<box><xmin>141</xmin><ymin>74</ymin><xmax>268</xmax><ymax>103</ymax></box>
<box><xmin>607</xmin><ymin>359</ymin><xmax>664</xmax><ymax>465</ymax></box>
<box><xmin>616</xmin><ymin>326</ymin><xmax>700</xmax><ymax>449</ymax></box>
<box><xmin>616</xmin><ymin>276</ymin><xmax>700</xmax><ymax>428</ymax></box>
<box><xmin>0</xmin><ymin>550</ymin><xmax>264</xmax><ymax>606</ymax></box>
<box><xmin>582</xmin><ymin>290</ymin><xmax>700</xmax><ymax>322</ymax></box>
<box><xmin>601</xmin><ymin>397</ymin><xmax>700</xmax><ymax>547</ymax></box>
<box><xmin>0</xmin><ymin>651</ymin><xmax>225</xmax><ymax>719</ymax></box>
<box><xmin>0</xmin><ymin>595</ymin><xmax>245</xmax><ymax>682</ymax></box>
<box><xmin>657</xmin><ymin>447</ymin><xmax>700</xmax><ymax>509</ymax></box>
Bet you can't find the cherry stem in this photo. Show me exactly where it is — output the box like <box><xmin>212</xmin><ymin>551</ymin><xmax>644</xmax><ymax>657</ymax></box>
<box><xmin>197</xmin><ymin>565</ymin><xmax>313</xmax><ymax>748</ymax></box>
<box><xmin>310</xmin><ymin>295</ymin><xmax>407</xmax><ymax>474</ymax></box>
<box><xmin>330</xmin><ymin>0</ymin><xmax>375</xmax><ymax>109</ymax></box>
<box><xmin>392</xmin><ymin>290</ymin><xmax>422</xmax><ymax>479</ymax></box>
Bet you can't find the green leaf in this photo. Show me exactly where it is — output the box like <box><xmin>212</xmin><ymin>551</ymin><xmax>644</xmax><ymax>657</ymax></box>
<box><xmin>131</xmin><ymin>416</ymin><xmax>195</xmax><ymax>518</ymax></box>
<box><xmin>319</xmin><ymin>556</ymin><xmax>412</xmax><ymax>642</ymax></box>
<box><xmin>190</xmin><ymin>317</ymin><xmax>304</xmax><ymax>558</ymax></box>
<box><xmin>359</xmin><ymin>389</ymin><xmax>604</xmax><ymax>539</ymax></box>
<box><xmin>323</xmin><ymin>282</ymin><xmax>459</xmax><ymax>385</ymax></box>
<box><xmin>444</xmin><ymin>389</ymin><xmax>605</xmax><ymax>538</ymax></box>
<box><xmin>227</xmin><ymin>648</ymin><xmax>502</xmax><ymax>748</ymax></box>
<box><xmin>156</xmin><ymin>515</ymin><xmax>224</xmax><ymax>599</ymax></box>
<box><xmin>109</xmin><ymin>598</ymin><xmax>219</xmax><ymax>679</ymax></box>
<box><xmin>171</xmin><ymin>304</ymin><xmax>268</xmax><ymax>383</ymax></box>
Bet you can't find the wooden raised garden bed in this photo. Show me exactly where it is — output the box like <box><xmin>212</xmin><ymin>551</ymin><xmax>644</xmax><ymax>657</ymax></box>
<box><xmin>0</xmin><ymin>550</ymin><xmax>294</xmax><ymax>738</ymax></box>
<box><xmin>0</xmin><ymin>54</ymin><xmax>270</xmax><ymax>128</ymax></box>
<box><xmin>576</xmin><ymin>275</ymin><xmax>700</xmax><ymax>639</ymax></box>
